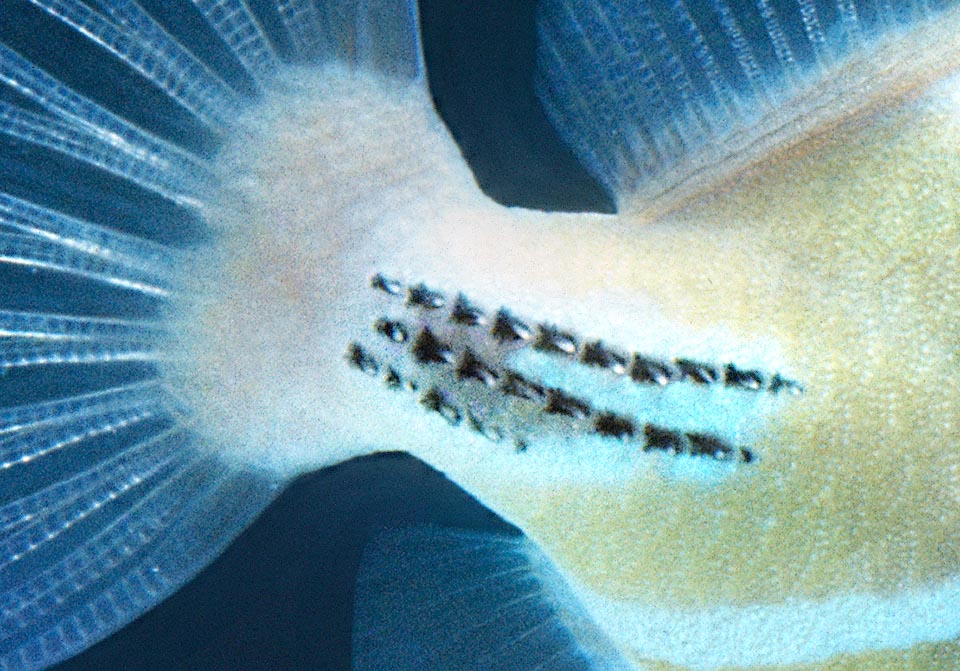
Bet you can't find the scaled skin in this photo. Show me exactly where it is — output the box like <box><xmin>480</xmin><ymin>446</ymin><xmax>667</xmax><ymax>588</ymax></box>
<box><xmin>168</xmin><ymin>29</ymin><xmax>960</xmax><ymax>671</ymax></box>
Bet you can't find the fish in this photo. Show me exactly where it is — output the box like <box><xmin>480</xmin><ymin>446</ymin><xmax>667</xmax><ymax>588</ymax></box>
<box><xmin>0</xmin><ymin>0</ymin><xmax>958</xmax><ymax>670</ymax></box>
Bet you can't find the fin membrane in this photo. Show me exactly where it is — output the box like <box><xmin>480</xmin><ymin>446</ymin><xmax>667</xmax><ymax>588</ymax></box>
<box><xmin>0</xmin><ymin>379</ymin><xmax>279</xmax><ymax>671</ymax></box>
<box><xmin>352</xmin><ymin>526</ymin><xmax>632</xmax><ymax>671</ymax></box>
<box><xmin>0</xmin><ymin>1</ymin><xmax>431</xmax><ymax>669</ymax></box>
<box><xmin>535</xmin><ymin>0</ymin><xmax>960</xmax><ymax>206</ymax></box>
<box><xmin>270</xmin><ymin>0</ymin><xmax>425</xmax><ymax>79</ymax></box>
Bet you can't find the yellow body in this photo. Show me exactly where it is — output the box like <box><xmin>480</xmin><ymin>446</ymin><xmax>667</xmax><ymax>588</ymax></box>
<box><xmin>484</xmin><ymin>82</ymin><xmax>960</xmax><ymax>603</ymax></box>
<box><xmin>471</xmin><ymin>83</ymin><xmax>960</xmax><ymax>669</ymax></box>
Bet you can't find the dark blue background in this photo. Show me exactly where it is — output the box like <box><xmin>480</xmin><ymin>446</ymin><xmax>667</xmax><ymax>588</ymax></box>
<box><xmin>50</xmin><ymin>2</ymin><xmax>607</xmax><ymax>669</ymax></box>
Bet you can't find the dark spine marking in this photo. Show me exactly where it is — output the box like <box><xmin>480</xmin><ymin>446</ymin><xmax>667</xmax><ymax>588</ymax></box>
<box><xmin>687</xmin><ymin>432</ymin><xmax>736</xmax><ymax>460</ymax></box>
<box><xmin>631</xmin><ymin>354</ymin><xmax>679</xmax><ymax>385</ymax></box>
<box><xmin>467</xmin><ymin>410</ymin><xmax>503</xmax><ymax>442</ymax></box>
<box><xmin>535</xmin><ymin>325</ymin><xmax>578</xmax><ymax>356</ymax></box>
<box><xmin>724</xmin><ymin>364</ymin><xmax>764</xmax><ymax>390</ymax></box>
<box><xmin>371</xmin><ymin>273</ymin><xmax>403</xmax><ymax>296</ymax></box>
<box><xmin>458</xmin><ymin>349</ymin><xmax>500</xmax><ymax>386</ymax></box>
<box><xmin>677</xmin><ymin>358</ymin><xmax>722</xmax><ymax>385</ymax></box>
<box><xmin>421</xmin><ymin>387</ymin><xmax>462</xmax><ymax>426</ymax></box>
<box><xmin>544</xmin><ymin>389</ymin><xmax>591</xmax><ymax>420</ymax></box>
<box><xmin>644</xmin><ymin>424</ymin><xmax>684</xmax><ymax>454</ymax></box>
<box><xmin>492</xmin><ymin>309</ymin><xmax>533</xmax><ymax>342</ymax></box>
<box><xmin>384</xmin><ymin>367</ymin><xmax>402</xmax><ymax>389</ymax></box>
<box><xmin>408</xmin><ymin>283</ymin><xmax>446</xmax><ymax>309</ymax></box>
<box><xmin>581</xmin><ymin>341</ymin><xmax>629</xmax><ymax>374</ymax></box>
<box><xmin>412</xmin><ymin>328</ymin><xmax>455</xmax><ymax>365</ymax></box>
<box><xmin>348</xmin><ymin>343</ymin><xmax>379</xmax><ymax>375</ymax></box>
<box><xmin>376</xmin><ymin>319</ymin><xmax>409</xmax><ymax>343</ymax></box>
<box><xmin>451</xmin><ymin>294</ymin><xmax>488</xmax><ymax>326</ymax></box>
<box><xmin>502</xmin><ymin>372</ymin><xmax>547</xmax><ymax>403</ymax></box>
<box><xmin>770</xmin><ymin>373</ymin><xmax>804</xmax><ymax>395</ymax></box>
<box><xmin>595</xmin><ymin>413</ymin><xmax>636</xmax><ymax>439</ymax></box>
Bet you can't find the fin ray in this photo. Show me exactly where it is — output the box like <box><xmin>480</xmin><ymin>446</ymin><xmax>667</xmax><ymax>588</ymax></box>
<box><xmin>0</xmin><ymin>419</ymin><xmax>279</xmax><ymax>671</ymax></box>
<box><xmin>26</xmin><ymin>0</ymin><xmax>243</xmax><ymax>129</ymax></box>
<box><xmin>0</xmin><ymin>103</ymin><xmax>204</xmax><ymax>205</ymax></box>
<box><xmin>0</xmin><ymin>2</ymin><xmax>434</xmax><ymax>670</ymax></box>
<box><xmin>273</xmin><ymin>0</ymin><xmax>424</xmax><ymax>80</ymax></box>
<box><xmin>0</xmin><ymin>44</ymin><xmax>212</xmax><ymax>182</ymax></box>
<box><xmin>536</xmin><ymin>0</ymin><xmax>960</xmax><ymax>211</ymax></box>
<box><xmin>0</xmin><ymin>233</ymin><xmax>171</xmax><ymax>297</ymax></box>
<box><xmin>352</xmin><ymin>526</ymin><xmax>633</xmax><ymax>671</ymax></box>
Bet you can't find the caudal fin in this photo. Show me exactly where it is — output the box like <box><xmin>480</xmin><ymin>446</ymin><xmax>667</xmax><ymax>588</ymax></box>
<box><xmin>0</xmin><ymin>1</ymin><xmax>426</xmax><ymax>669</ymax></box>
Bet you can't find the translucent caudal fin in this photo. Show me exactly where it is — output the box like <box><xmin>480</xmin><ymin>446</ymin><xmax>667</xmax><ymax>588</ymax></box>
<box><xmin>0</xmin><ymin>0</ymin><xmax>427</xmax><ymax>669</ymax></box>
<box><xmin>535</xmin><ymin>0</ymin><xmax>960</xmax><ymax>212</ymax></box>
<box><xmin>274</xmin><ymin>0</ymin><xmax>425</xmax><ymax>78</ymax></box>
<box><xmin>353</xmin><ymin>526</ymin><xmax>635</xmax><ymax>671</ymax></box>
<box><xmin>0</xmin><ymin>399</ymin><xmax>278</xmax><ymax>671</ymax></box>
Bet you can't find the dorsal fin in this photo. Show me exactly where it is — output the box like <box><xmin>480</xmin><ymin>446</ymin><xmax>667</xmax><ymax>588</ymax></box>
<box><xmin>535</xmin><ymin>0</ymin><xmax>960</xmax><ymax>214</ymax></box>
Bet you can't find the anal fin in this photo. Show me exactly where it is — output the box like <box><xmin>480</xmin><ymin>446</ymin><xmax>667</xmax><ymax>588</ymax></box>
<box><xmin>352</xmin><ymin>526</ymin><xmax>633</xmax><ymax>671</ymax></box>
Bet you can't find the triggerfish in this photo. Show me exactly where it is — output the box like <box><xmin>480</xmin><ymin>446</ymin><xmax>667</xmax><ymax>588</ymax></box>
<box><xmin>0</xmin><ymin>0</ymin><xmax>958</xmax><ymax>670</ymax></box>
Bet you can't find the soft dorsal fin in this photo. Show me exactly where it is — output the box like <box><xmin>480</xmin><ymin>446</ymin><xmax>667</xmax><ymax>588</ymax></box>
<box><xmin>535</xmin><ymin>0</ymin><xmax>960</xmax><ymax>214</ymax></box>
<box><xmin>352</xmin><ymin>526</ymin><xmax>634</xmax><ymax>671</ymax></box>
